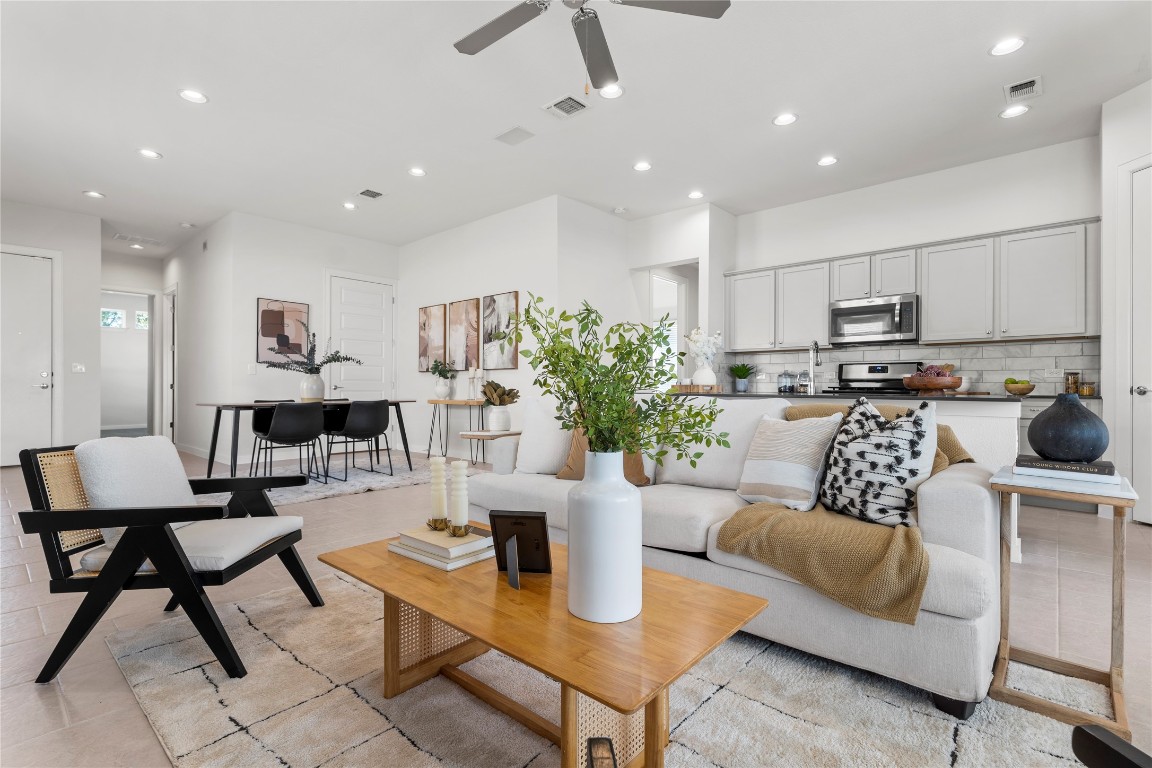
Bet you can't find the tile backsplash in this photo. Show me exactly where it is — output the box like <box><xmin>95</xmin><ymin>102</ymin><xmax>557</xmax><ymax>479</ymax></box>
<box><xmin>722</xmin><ymin>339</ymin><xmax>1101</xmax><ymax>397</ymax></box>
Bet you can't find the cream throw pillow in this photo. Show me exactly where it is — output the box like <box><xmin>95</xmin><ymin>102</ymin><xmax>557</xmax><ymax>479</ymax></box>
<box><xmin>736</xmin><ymin>414</ymin><xmax>842</xmax><ymax>510</ymax></box>
<box><xmin>513</xmin><ymin>397</ymin><xmax>573</xmax><ymax>476</ymax></box>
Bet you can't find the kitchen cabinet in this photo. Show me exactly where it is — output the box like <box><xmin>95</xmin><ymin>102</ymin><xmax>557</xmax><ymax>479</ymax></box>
<box><xmin>776</xmin><ymin>262</ymin><xmax>830</xmax><ymax>348</ymax></box>
<box><xmin>831</xmin><ymin>250</ymin><xmax>916</xmax><ymax>301</ymax></box>
<box><xmin>998</xmin><ymin>225</ymin><xmax>1086</xmax><ymax>338</ymax></box>
<box><xmin>727</xmin><ymin>270</ymin><xmax>777</xmax><ymax>351</ymax></box>
<box><xmin>920</xmin><ymin>238</ymin><xmax>995</xmax><ymax>342</ymax></box>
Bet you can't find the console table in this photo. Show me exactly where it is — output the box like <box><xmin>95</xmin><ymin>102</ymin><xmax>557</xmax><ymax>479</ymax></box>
<box><xmin>427</xmin><ymin>399</ymin><xmax>486</xmax><ymax>463</ymax></box>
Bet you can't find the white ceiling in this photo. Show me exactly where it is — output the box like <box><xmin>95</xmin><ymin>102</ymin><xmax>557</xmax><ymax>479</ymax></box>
<box><xmin>2</xmin><ymin>1</ymin><xmax>1149</xmax><ymax>257</ymax></box>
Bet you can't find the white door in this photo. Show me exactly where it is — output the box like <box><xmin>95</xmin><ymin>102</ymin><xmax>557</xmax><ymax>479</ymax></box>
<box><xmin>162</xmin><ymin>290</ymin><xmax>176</xmax><ymax>442</ymax></box>
<box><xmin>776</xmin><ymin>262</ymin><xmax>830</xmax><ymax>348</ymax></box>
<box><xmin>999</xmin><ymin>226</ymin><xmax>1086</xmax><ymax>338</ymax></box>
<box><xmin>1</xmin><ymin>252</ymin><xmax>53</xmax><ymax>464</ymax></box>
<box><xmin>328</xmin><ymin>276</ymin><xmax>394</xmax><ymax>402</ymax></box>
<box><xmin>920</xmin><ymin>239</ymin><xmax>995</xmax><ymax>342</ymax></box>
<box><xmin>1131</xmin><ymin>166</ymin><xmax>1151</xmax><ymax>523</ymax></box>
<box><xmin>727</xmin><ymin>270</ymin><xmax>776</xmax><ymax>351</ymax></box>
<box><xmin>830</xmin><ymin>256</ymin><xmax>871</xmax><ymax>301</ymax></box>
<box><xmin>873</xmin><ymin>250</ymin><xmax>917</xmax><ymax>297</ymax></box>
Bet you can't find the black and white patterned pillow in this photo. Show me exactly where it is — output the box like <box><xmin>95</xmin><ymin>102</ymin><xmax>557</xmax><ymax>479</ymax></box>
<box><xmin>819</xmin><ymin>398</ymin><xmax>938</xmax><ymax>527</ymax></box>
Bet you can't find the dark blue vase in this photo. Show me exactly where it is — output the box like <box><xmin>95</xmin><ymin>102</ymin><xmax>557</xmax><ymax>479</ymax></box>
<box><xmin>1027</xmin><ymin>393</ymin><xmax>1109</xmax><ymax>462</ymax></box>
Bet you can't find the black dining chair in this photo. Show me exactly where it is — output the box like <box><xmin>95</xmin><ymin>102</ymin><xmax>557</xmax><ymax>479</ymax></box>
<box><xmin>324</xmin><ymin>400</ymin><xmax>393</xmax><ymax>481</ymax></box>
<box><xmin>251</xmin><ymin>403</ymin><xmax>326</xmax><ymax>483</ymax></box>
<box><xmin>250</xmin><ymin>400</ymin><xmax>293</xmax><ymax>472</ymax></box>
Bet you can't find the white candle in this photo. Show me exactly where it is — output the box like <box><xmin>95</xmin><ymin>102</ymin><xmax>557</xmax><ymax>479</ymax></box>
<box><xmin>430</xmin><ymin>456</ymin><xmax>447</xmax><ymax>519</ymax></box>
<box><xmin>450</xmin><ymin>460</ymin><xmax>469</xmax><ymax>526</ymax></box>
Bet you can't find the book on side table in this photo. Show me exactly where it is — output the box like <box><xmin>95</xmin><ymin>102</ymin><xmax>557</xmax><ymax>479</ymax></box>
<box><xmin>388</xmin><ymin>526</ymin><xmax>495</xmax><ymax>571</ymax></box>
<box><xmin>1012</xmin><ymin>454</ymin><xmax>1119</xmax><ymax>485</ymax></box>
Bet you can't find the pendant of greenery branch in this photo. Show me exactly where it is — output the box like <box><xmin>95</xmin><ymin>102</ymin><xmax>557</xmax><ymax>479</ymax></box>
<box><xmin>261</xmin><ymin>321</ymin><xmax>362</xmax><ymax>374</ymax></box>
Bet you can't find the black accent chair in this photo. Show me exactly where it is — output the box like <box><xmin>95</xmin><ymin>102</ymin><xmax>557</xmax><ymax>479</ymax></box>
<box><xmin>323</xmin><ymin>400</ymin><xmax>393</xmax><ymax>481</ymax></box>
<box><xmin>18</xmin><ymin>445</ymin><xmax>324</xmax><ymax>683</ymax></box>
<box><xmin>1072</xmin><ymin>725</ymin><xmax>1152</xmax><ymax>768</ymax></box>
<box><xmin>251</xmin><ymin>402</ymin><xmax>326</xmax><ymax>483</ymax></box>
<box><xmin>249</xmin><ymin>399</ymin><xmax>293</xmax><ymax>473</ymax></box>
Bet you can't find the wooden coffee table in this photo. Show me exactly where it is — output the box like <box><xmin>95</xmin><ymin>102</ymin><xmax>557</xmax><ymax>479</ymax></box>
<box><xmin>320</xmin><ymin>531</ymin><xmax>767</xmax><ymax>768</ymax></box>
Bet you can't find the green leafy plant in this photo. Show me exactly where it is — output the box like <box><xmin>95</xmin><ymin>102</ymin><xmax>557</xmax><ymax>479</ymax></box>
<box><xmin>482</xmin><ymin>380</ymin><xmax>520</xmax><ymax>406</ymax></box>
<box><xmin>430</xmin><ymin>360</ymin><xmax>456</xmax><ymax>379</ymax></box>
<box><xmin>511</xmin><ymin>294</ymin><xmax>729</xmax><ymax>466</ymax></box>
<box><xmin>262</xmin><ymin>322</ymin><xmax>361</xmax><ymax>375</ymax></box>
<box><xmin>729</xmin><ymin>362</ymin><xmax>757</xmax><ymax>380</ymax></box>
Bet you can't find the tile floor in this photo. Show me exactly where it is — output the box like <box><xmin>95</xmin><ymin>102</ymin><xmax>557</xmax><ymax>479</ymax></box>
<box><xmin>1</xmin><ymin>453</ymin><xmax>1150</xmax><ymax>766</ymax></box>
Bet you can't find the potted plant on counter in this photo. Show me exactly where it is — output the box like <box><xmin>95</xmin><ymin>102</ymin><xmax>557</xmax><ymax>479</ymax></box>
<box><xmin>430</xmin><ymin>360</ymin><xmax>456</xmax><ymax>399</ymax></box>
<box><xmin>261</xmin><ymin>322</ymin><xmax>362</xmax><ymax>402</ymax></box>
<box><xmin>729</xmin><ymin>362</ymin><xmax>757</xmax><ymax>393</ymax></box>
<box><xmin>481</xmin><ymin>380</ymin><xmax>519</xmax><ymax>431</ymax></box>
<box><xmin>511</xmin><ymin>294</ymin><xmax>728</xmax><ymax>623</ymax></box>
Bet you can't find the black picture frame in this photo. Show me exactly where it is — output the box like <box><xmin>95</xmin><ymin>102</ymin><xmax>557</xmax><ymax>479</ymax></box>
<box><xmin>489</xmin><ymin>511</ymin><xmax>552</xmax><ymax>573</ymax></box>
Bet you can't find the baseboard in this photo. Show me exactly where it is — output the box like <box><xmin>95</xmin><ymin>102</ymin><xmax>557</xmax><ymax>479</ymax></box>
<box><xmin>102</xmin><ymin>423</ymin><xmax>148</xmax><ymax>430</ymax></box>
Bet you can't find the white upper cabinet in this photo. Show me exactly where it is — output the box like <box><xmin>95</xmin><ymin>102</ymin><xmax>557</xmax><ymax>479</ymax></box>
<box><xmin>998</xmin><ymin>225</ymin><xmax>1086</xmax><ymax>338</ymax></box>
<box><xmin>776</xmin><ymin>262</ymin><xmax>830</xmax><ymax>349</ymax></box>
<box><xmin>920</xmin><ymin>239</ymin><xmax>995</xmax><ymax>342</ymax></box>
<box><xmin>830</xmin><ymin>256</ymin><xmax>871</xmax><ymax>301</ymax></box>
<box><xmin>872</xmin><ymin>249</ymin><xmax>917</xmax><ymax>296</ymax></box>
<box><xmin>727</xmin><ymin>270</ymin><xmax>777</xmax><ymax>351</ymax></box>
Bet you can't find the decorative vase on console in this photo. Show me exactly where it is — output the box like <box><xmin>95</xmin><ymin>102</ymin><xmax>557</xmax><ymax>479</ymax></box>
<box><xmin>685</xmin><ymin>328</ymin><xmax>723</xmax><ymax>390</ymax></box>
<box><xmin>481</xmin><ymin>380</ymin><xmax>519</xmax><ymax>432</ymax></box>
<box><xmin>259</xmin><ymin>320</ymin><xmax>361</xmax><ymax>403</ymax></box>
<box><xmin>299</xmin><ymin>373</ymin><xmax>325</xmax><ymax>403</ymax></box>
<box><xmin>1027</xmin><ymin>393</ymin><xmax>1109</xmax><ymax>462</ymax></box>
<box><xmin>430</xmin><ymin>360</ymin><xmax>455</xmax><ymax>400</ymax></box>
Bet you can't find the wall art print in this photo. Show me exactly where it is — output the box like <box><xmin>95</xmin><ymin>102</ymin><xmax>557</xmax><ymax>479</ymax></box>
<box><xmin>447</xmin><ymin>298</ymin><xmax>480</xmax><ymax>371</ymax></box>
<box><xmin>257</xmin><ymin>298</ymin><xmax>309</xmax><ymax>363</ymax></box>
<box><xmin>418</xmin><ymin>304</ymin><xmax>446</xmax><ymax>372</ymax></box>
<box><xmin>482</xmin><ymin>291</ymin><xmax>519</xmax><ymax>370</ymax></box>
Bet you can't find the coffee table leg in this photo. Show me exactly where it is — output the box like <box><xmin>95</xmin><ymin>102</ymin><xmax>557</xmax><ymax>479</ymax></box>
<box><xmin>645</xmin><ymin>688</ymin><xmax>669</xmax><ymax>767</ymax></box>
<box><xmin>560</xmin><ymin>684</ymin><xmax>579</xmax><ymax>768</ymax></box>
<box><xmin>380</xmin><ymin>594</ymin><xmax>487</xmax><ymax>698</ymax></box>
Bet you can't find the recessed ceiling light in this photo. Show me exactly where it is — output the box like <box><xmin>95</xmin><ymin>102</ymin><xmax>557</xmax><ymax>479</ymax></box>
<box><xmin>989</xmin><ymin>38</ymin><xmax>1025</xmax><ymax>56</ymax></box>
<box><xmin>999</xmin><ymin>104</ymin><xmax>1030</xmax><ymax>118</ymax></box>
<box><xmin>688</xmin><ymin>191</ymin><xmax>704</xmax><ymax>199</ymax></box>
<box><xmin>179</xmin><ymin>89</ymin><xmax>208</xmax><ymax>104</ymax></box>
<box><xmin>82</xmin><ymin>190</ymin><xmax>105</xmax><ymax>198</ymax></box>
<box><xmin>817</xmin><ymin>156</ymin><xmax>838</xmax><ymax>166</ymax></box>
<box><xmin>138</xmin><ymin>148</ymin><xmax>163</xmax><ymax>160</ymax></box>
<box><xmin>179</xmin><ymin>221</ymin><xmax>196</xmax><ymax>229</ymax></box>
<box><xmin>633</xmin><ymin>161</ymin><xmax>652</xmax><ymax>172</ymax></box>
<box><xmin>130</xmin><ymin>244</ymin><xmax>144</xmax><ymax>249</ymax></box>
<box><xmin>599</xmin><ymin>83</ymin><xmax>624</xmax><ymax>99</ymax></box>
<box><xmin>773</xmin><ymin>113</ymin><xmax>798</xmax><ymax>126</ymax></box>
<box><xmin>343</xmin><ymin>202</ymin><xmax>357</xmax><ymax>210</ymax></box>
<box><xmin>408</xmin><ymin>167</ymin><xmax>426</xmax><ymax>177</ymax></box>
<box><xmin>613</xmin><ymin>207</ymin><xmax>627</xmax><ymax>214</ymax></box>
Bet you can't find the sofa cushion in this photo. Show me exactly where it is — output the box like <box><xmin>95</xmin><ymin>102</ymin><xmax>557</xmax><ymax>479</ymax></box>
<box><xmin>468</xmin><ymin>472</ymin><xmax>580</xmax><ymax>531</ymax></box>
<box><xmin>705</xmin><ymin>522</ymin><xmax>994</xmax><ymax>620</ymax></box>
<box><xmin>513</xmin><ymin>397</ymin><xmax>573</xmax><ymax>476</ymax></box>
<box><xmin>657</xmin><ymin>397</ymin><xmax>791</xmax><ymax>490</ymax></box>
<box><xmin>639</xmin><ymin>484</ymin><xmax>748</xmax><ymax>552</ymax></box>
<box><xmin>737</xmin><ymin>414</ymin><xmax>842</xmax><ymax>510</ymax></box>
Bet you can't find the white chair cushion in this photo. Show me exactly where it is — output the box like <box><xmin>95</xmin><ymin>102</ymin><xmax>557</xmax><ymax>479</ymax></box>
<box><xmin>79</xmin><ymin>516</ymin><xmax>304</xmax><ymax>573</ymax></box>
<box><xmin>514</xmin><ymin>397</ymin><xmax>574</xmax><ymax>476</ymax></box>
<box><xmin>639</xmin><ymin>484</ymin><xmax>748</xmax><ymax>552</ymax></box>
<box><xmin>657</xmin><ymin>397</ymin><xmax>791</xmax><ymax>490</ymax></box>
<box><xmin>74</xmin><ymin>436</ymin><xmax>197</xmax><ymax>547</ymax></box>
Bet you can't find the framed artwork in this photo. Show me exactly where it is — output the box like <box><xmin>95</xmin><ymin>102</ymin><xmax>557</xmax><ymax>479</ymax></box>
<box><xmin>482</xmin><ymin>291</ymin><xmax>519</xmax><ymax>370</ymax></box>
<box><xmin>418</xmin><ymin>304</ymin><xmax>446</xmax><ymax>372</ymax></box>
<box><xmin>447</xmin><ymin>298</ymin><xmax>480</xmax><ymax>371</ymax></box>
<box><xmin>257</xmin><ymin>298</ymin><xmax>309</xmax><ymax>363</ymax></box>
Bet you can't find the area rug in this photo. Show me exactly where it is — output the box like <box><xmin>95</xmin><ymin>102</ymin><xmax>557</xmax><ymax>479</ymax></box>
<box><xmin>199</xmin><ymin>451</ymin><xmax>482</xmax><ymax>507</ymax></box>
<box><xmin>107</xmin><ymin>575</ymin><xmax>1100</xmax><ymax>768</ymax></box>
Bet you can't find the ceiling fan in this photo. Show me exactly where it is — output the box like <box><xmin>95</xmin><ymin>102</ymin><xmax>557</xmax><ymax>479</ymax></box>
<box><xmin>453</xmin><ymin>0</ymin><xmax>731</xmax><ymax>89</ymax></box>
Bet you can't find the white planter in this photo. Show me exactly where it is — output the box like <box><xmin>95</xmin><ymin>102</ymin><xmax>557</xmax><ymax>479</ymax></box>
<box><xmin>692</xmin><ymin>365</ymin><xmax>717</xmax><ymax>386</ymax></box>
<box><xmin>566</xmin><ymin>451</ymin><xmax>643</xmax><ymax>623</ymax></box>
<box><xmin>299</xmin><ymin>373</ymin><xmax>325</xmax><ymax>402</ymax></box>
<box><xmin>433</xmin><ymin>378</ymin><xmax>451</xmax><ymax>399</ymax></box>
<box><xmin>487</xmin><ymin>405</ymin><xmax>511</xmax><ymax>432</ymax></box>
<box><xmin>734</xmin><ymin>378</ymin><xmax>750</xmax><ymax>393</ymax></box>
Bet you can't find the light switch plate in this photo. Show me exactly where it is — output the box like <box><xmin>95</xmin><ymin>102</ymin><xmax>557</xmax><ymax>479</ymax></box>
<box><xmin>1045</xmin><ymin>368</ymin><xmax>1063</xmax><ymax>379</ymax></box>
<box><xmin>71</xmin><ymin>363</ymin><xmax>85</xmax><ymax>373</ymax></box>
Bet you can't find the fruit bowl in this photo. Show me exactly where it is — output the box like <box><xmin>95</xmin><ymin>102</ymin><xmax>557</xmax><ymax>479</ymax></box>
<box><xmin>1005</xmin><ymin>382</ymin><xmax>1036</xmax><ymax>397</ymax></box>
<box><xmin>902</xmin><ymin>376</ymin><xmax>963</xmax><ymax>393</ymax></box>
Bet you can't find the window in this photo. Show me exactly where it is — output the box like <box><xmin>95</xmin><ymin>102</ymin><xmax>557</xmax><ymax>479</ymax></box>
<box><xmin>100</xmin><ymin>309</ymin><xmax>126</xmax><ymax>328</ymax></box>
<box><xmin>135</xmin><ymin>311</ymin><xmax>150</xmax><ymax>330</ymax></box>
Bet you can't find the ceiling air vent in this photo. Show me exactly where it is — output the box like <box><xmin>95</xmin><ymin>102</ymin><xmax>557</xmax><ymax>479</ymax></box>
<box><xmin>543</xmin><ymin>95</ymin><xmax>589</xmax><ymax>119</ymax></box>
<box><xmin>495</xmin><ymin>126</ymin><xmax>535</xmax><ymax>146</ymax></box>
<box><xmin>359</xmin><ymin>189</ymin><xmax>383</xmax><ymax>199</ymax></box>
<box><xmin>1004</xmin><ymin>76</ymin><xmax>1043</xmax><ymax>104</ymax></box>
<box><xmin>113</xmin><ymin>233</ymin><xmax>166</xmax><ymax>247</ymax></box>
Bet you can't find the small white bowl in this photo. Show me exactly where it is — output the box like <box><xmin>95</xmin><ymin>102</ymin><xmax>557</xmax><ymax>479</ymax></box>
<box><xmin>954</xmin><ymin>376</ymin><xmax>972</xmax><ymax>392</ymax></box>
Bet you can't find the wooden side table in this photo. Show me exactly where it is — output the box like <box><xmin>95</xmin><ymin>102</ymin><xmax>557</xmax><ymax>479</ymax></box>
<box><xmin>989</xmin><ymin>466</ymin><xmax>1139</xmax><ymax>740</ymax></box>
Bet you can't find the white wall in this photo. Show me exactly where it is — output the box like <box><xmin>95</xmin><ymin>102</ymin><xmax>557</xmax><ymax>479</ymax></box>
<box><xmin>1</xmin><ymin>200</ymin><xmax>102</xmax><ymax>444</ymax></box>
<box><xmin>99</xmin><ymin>291</ymin><xmax>150</xmax><ymax>429</ymax></box>
<box><xmin>102</xmin><ymin>252</ymin><xmax>163</xmax><ymax>292</ymax></box>
<box><xmin>735</xmin><ymin>137</ymin><xmax>1102</xmax><ymax>269</ymax></box>
<box><xmin>626</xmin><ymin>204</ymin><xmax>711</xmax><ymax>269</ymax></box>
<box><xmin>557</xmin><ymin>197</ymin><xmax>637</xmax><ymax>328</ymax></box>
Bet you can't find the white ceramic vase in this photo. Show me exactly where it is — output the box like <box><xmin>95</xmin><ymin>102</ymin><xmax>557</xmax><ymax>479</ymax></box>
<box><xmin>566</xmin><ymin>451</ymin><xmax>642</xmax><ymax>623</ymax></box>
<box><xmin>433</xmin><ymin>378</ymin><xmax>451</xmax><ymax>399</ymax></box>
<box><xmin>692</xmin><ymin>365</ymin><xmax>717</xmax><ymax>386</ymax></box>
<box><xmin>487</xmin><ymin>405</ymin><xmax>511</xmax><ymax>432</ymax></box>
<box><xmin>299</xmin><ymin>373</ymin><xmax>325</xmax><ymax>402</ymax></box>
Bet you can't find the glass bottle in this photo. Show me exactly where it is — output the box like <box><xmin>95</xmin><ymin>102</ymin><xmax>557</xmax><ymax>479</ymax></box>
<box><xmin>797</xmin><ymin>370</ymin><xmax>811</xmax><ymax>395</ymax></box>
<box><xmin>1064</xmin><ymin>371</ymin><xmax>1080</xmax><ymax>394</ymax></box>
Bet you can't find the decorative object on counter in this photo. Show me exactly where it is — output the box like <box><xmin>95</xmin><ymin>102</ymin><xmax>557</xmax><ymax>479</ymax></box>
<box><xmin>481</xmin><ymin>380</ymin><xmax>520</xmax><ymax>431</ymax></box>
<box><xmin>902</xmin><ymin>364</ymin><xmax>960</xmax><ymax>395</ymax></box>
<box><xmin>954</xmin><ymin>376</ymin><xmax>972</xmax><ymax>393</ymax></box>
<box><xmin>449</xmin><ymin>460</ymin><xmax>469</xmax><ymax>527</ymax></box>
<box><xmin>1027</xmin><ymin>393</ymin><xmax>1109</xmax><ymax>463</ymax></box>
<box><xmin>777</xmin><ymin>370</ymin><xmax>796</xmax><ymax>394</ymax></box>
<box><xmin>671</xmin><ymin>384</ymin><xmax>723</xmax><ymax>394</ymax></box>
<box><xmin>512</xmin><ymin>294</ymin><xmax>727</xmax><ymax>623</ymax></box>
<box><xmin>257</xmin><ymin>298</ymin><xmax>308</xmax><ymax>363</ymax></box>
<box><xmin>417</xmin><ymin>303</ymin><xmax>446</xmax><ymax>372</ymax></box>
<box><xmin>260</xmin><ymin>320</ymin><xmax>362</xmax><ymax>402</ymax></box>
<box><xmin>430</xmin><ymin>359</ymin><xmax>456</xmax><ymax>399</ymax></box>
<box><xmin>427</xmin><ymin>456</ymin><xmax>448</xmax><ymax>529</ymax></box>
<box><xmin>685</xmin><ymin>327</ymin><xmax>723</xmax><ymax>387</ymax></box>
<box><xmin>797</xmin><ymin>370</ymin><xmax>811</xmax><ymax>395</ymax></box>
<box><xmin>1078</xmin><ymin>381</ymin><xmax>1097</xmax><ymax>397</ymax></box>
<box><xmin>1004</xmin><ymin>378</ymin><xmax>1036</xmax><ymax>397</ymax></box>
<box><xmin>729</xmin><ymin>362</ymin><xmax>757</xmax><ymax>393</ymax></box>
<box><xmin>1064</xmin><ymin>371</ymin><xmax>1081</xmax><ymax>395</ymax></box>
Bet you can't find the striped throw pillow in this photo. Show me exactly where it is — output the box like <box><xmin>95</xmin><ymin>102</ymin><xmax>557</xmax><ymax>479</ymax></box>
<box><xmin>736</xmin><ymin>414</ymin><xmax>843</xmax><ymax>510</ymax></box>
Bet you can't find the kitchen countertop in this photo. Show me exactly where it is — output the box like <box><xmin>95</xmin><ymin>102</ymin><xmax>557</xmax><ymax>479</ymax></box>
<box><xmin>681</xmin><ymin>392</ymin><xmax>1102</xmax><ymax>403</ymax></box>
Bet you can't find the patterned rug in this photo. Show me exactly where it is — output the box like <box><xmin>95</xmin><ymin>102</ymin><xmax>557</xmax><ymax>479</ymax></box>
<box><xmin>106</xmin><ymin>575</ymin><xmax>1105</xmax><ymax>767</ymax></box>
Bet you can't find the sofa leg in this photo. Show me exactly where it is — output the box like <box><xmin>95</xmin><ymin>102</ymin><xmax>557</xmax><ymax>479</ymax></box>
<box><xmin>932</xmin><ymin>693</ymin><xmax>978</xmax><ymax>719</ymax></box>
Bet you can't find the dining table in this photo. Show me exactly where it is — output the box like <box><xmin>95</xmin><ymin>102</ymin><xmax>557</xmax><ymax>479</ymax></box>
<box><xmin>195</xmin><ymin>399</ymin><xmax>415</xmax><ymax>478</ymax></box>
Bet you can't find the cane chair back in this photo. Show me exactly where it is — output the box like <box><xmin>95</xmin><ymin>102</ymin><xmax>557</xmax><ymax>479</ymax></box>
<box><xmin>19</xmin><ymin>448</ymin><xmax>105</xmax><ymax>581</ymax></box>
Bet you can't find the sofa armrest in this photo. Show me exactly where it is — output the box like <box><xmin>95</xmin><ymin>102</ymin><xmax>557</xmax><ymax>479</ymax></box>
<box><xmin>488</xmin><ymin>437</ymin><xmax>520</xmax><ymax>475</ymax></box>
<box><xmin>917</xmin><ymin>463</ymin><xmax>999</xmax><ymax>564</ymax></box>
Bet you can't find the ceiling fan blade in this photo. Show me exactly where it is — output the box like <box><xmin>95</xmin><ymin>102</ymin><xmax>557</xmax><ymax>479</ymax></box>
<box><xmin>612</xmin><ymin>0</ymin><xmax>731</xmax><ymax>19</ymax></box>
<box><xmin>572</xmin><ymin>8</ymin><xmax>618</xmax><ymax>89</ymax></box>
<box><xmin>454</xmin><ymin>1</ymin><xmax>550</xmax><ymax>55</ymax></box>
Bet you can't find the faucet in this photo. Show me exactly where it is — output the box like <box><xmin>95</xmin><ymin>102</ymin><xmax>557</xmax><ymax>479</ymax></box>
<box><xmin>808</xmin><ymin>341</ymin><xmax>823</xmax><ymax>395</ymax></box>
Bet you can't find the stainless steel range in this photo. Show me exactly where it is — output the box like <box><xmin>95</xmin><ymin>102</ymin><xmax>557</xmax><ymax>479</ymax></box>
<box><xmin>822</xmin><ymin>361</ymin><xmax>923</xmax><ymax>395</ymax></box>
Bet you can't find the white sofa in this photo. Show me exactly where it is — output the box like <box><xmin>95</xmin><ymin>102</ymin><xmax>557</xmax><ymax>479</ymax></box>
<box><xmin>468</xmin><ymin>397</ymin><xmax>1001</xmax><ymax>718</ymax></box>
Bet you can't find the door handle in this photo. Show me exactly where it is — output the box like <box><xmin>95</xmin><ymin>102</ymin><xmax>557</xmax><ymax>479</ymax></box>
<box><xmin>1133</xmin><ymin>385</ymin><xmax>1149</xmax><ymax>396</ymax></box>
<box><xmin>332</xmin><ymin>384</ymin><xmax>343</xmax><ymax>390</ymax></box>
<box><xmin>32</xmin><ymin>383</ymin><xmax>49</xmax><ymax>389</ymax></box>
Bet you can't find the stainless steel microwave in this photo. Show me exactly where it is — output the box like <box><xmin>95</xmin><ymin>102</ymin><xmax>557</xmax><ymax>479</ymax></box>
<box><xmin>828</xmin><ymin>294</ymin><xmax>918</xmax><ymax>345</ymax></box>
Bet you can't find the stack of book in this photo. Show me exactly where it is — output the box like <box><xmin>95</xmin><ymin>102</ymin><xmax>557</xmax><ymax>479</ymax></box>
<box><xmin>1012</xmin><ymin>454</ymin><xmax>1119</xmax><ymax>485</ymax></box>
<box><xmin>388</xmin><ymin>526</ymin><xmax>495</xmax><ymax>570</ymax></box>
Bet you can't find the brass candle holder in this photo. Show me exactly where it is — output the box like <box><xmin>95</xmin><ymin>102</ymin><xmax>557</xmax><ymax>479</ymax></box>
<box><xmin>447</xmin><ymin>524</ymin><xmax>471</xmax><ymax>538</ymax></box>
<box><xmin>426</xmin><ymin>517</ymin><xmax>449</xmax><ymax>531</ymax></box>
